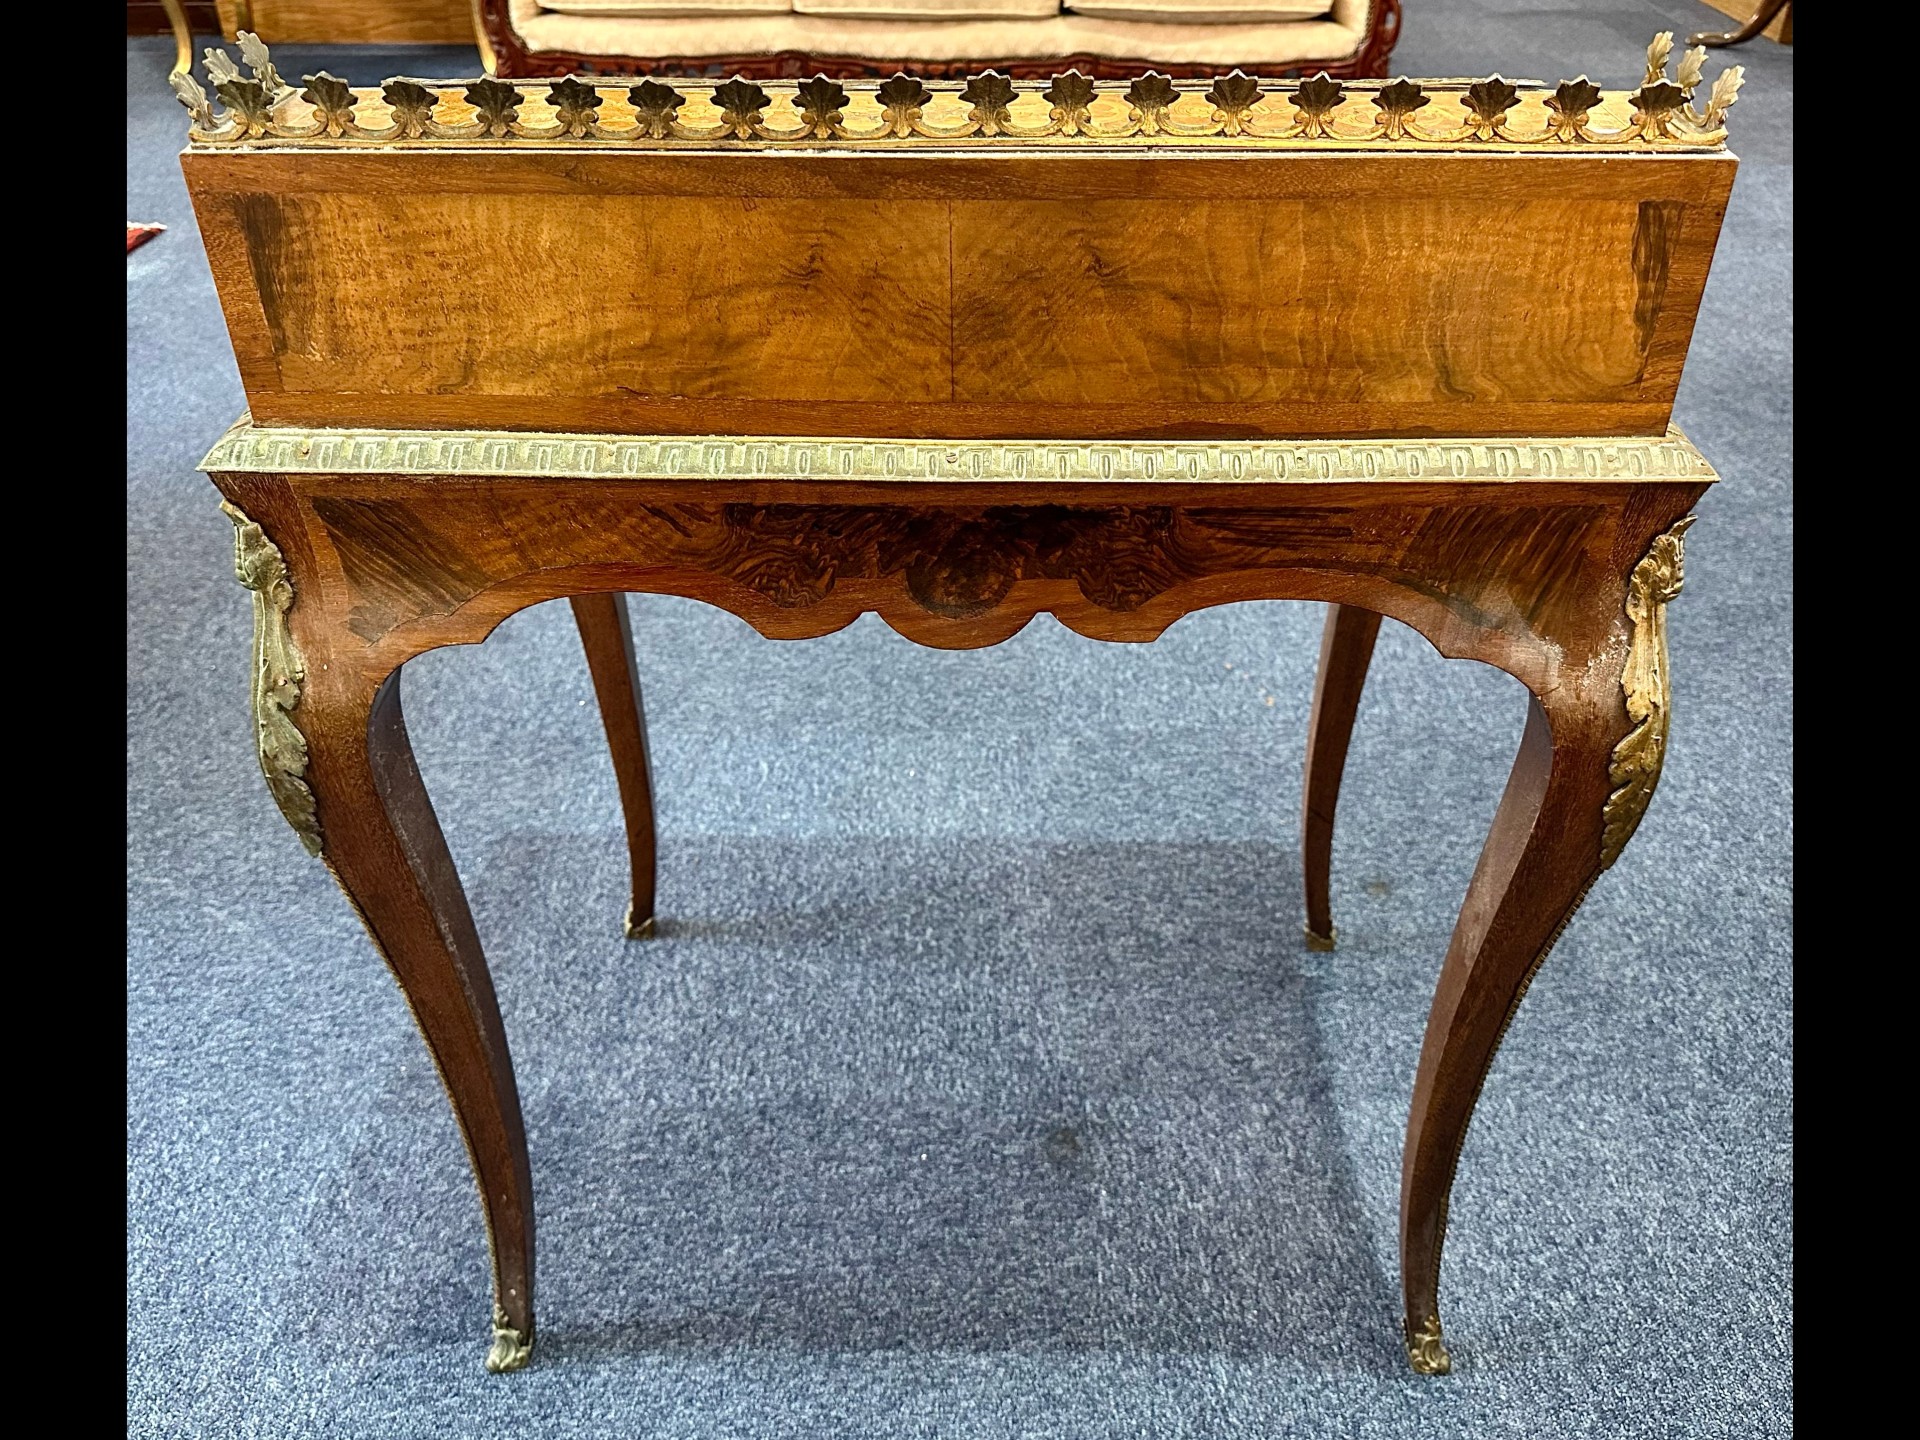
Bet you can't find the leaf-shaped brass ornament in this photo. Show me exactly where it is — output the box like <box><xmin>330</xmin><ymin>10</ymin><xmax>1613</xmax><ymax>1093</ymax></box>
<box><xmin>1676</xmin><ymin>45</ymin><xmax>1706</xmax><ymax>94</ymax></box>
<box><xmin>301</xmin><ymin>72</ymin><xmax>355</xmax><ymax>136</ymax></box>
<box><xmin>382</xmin><ymin>80</ymin><xmax>434</xmax><ymax>137</ymax></box>
<box><xmin>793</xmin><ymin>76</ymin><xmax>849</xmax><ymax>137</ymax></box>
<box><xmin>170</xmin><ymin>70</ymin><xmax>216</xmax><ymax>130</ymax></box>
<box><xmin>627</xmin><ymin>79</ymin><xmax>684</xmax><ymax>139</ymax></box>
<box><xmin>546</xmin><ymin>77</ymin><xmax>602</xmax><ymax>136</ymax></box>
<box><xmin>1702</xmin><ymin>65</ymin><xmax>1744</xmax><ymax>129</ymax></box>
<box><xmin>1644</xmin><ymin>31</ymin><xmax>1674</xmax><ymax>87</ymax></box>
<box><xmin>1044</xmin><ymin>71</ymin><xmax>1096</xmax><ymax>134</ymax></box>
<box><xmin>236</xmin><ymin>31</ymin><xmax>287</xmax><ymax>96</ymax></box>
<box><xmin>712</xmin><ymin>77</ymin><xmax>770</xmax><ymax>138</ymax></box>
<box><xmin>1600</xmin><ymin>515</ymin><xmax>1695</xmax><ymax>868</ymax></box>
<box><xmin>1544</xmin><ymin>77</ymin><xmax>1603</xmax><ymax>141</ymax></box>
<box><xmin>1125</xmin><ymin>72</ymin><xmax>1177</xmax><ymax>135</ymax></box>
<box><xmin>203</xmin><ymin>47</ymin><xmax>240</xmax><ymax>87</ymax></box>
<box><xmin>1371</xmin><ymin>77</ymin><xmax>1428</xmax><ymax>138</ymax></box>
<box><xmin>465</xmin><ymin>77</ymin><xmax>522</xmax><ymax>136</ymax></box>
<box><xmin>1629</xmin><ymin>79</ymin><xmax>1687</xmax><ymax>138</ymax></box>
<box><xmin>876</xmin><ymin>73</ymin><xmax>932</xmax><ymax>136</ymax></box>
<box><xmin>961</xmin><ymin>72</ymin><xmax>1016</xmax><ymax>135</ymax></box>
<box><xmin>1206</xmin><ymin>71</ymin><xmax>1263</xmax><ymax>135</ymax></box>
<box><xmin>214</xmin><ymin>77</ymin><xmax>272</xmax><ymax>137</ymax></box>
<box><xmin>1290</xmin><ymin>72</ymin><xmax>1345</xmax><ymax>137</ymax></box>
<box><xmin>1463</xmin><ymin>75</ymin><xmax>1521</xmax><ymax>138</ymax></box>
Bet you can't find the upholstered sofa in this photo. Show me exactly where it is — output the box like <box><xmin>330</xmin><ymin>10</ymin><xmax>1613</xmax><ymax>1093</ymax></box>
<box><xmin>477</xmin><ymin>0</ymin><xmax>1401</xmax><ymax>79</ymax></box>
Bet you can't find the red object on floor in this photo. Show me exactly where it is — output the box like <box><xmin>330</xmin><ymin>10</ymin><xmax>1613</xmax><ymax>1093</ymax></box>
<box><xmin>128</xmin><ymin>223</ymin><xmax>166</xmax><ymax>253</ymax></box>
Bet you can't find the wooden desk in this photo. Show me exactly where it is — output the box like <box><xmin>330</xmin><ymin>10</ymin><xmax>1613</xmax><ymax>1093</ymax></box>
<box><xmin>178</xmin><ymin>37</ymin><xmax>1745</xmax><ymax>1375</ymax></box>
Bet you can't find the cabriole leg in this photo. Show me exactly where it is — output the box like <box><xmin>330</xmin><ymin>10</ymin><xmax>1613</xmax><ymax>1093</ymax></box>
<box><xmin>1301</xmin><ymin>603</ymin><xmax>1382</xmax><ymax>950</ymax></box>
<box><xmin>1398</xmin><ymin>518</ymin><xmax>1694</xmax><ymax>1374</ymax></box>
<box><xmin>570</xmin><ymin>592</ymin><xmax>659</xmax><ymax>940</ymax></box>
<box><xmin>223</xmin><ymin>498</ymin><xmax>538</xmax><ymax>1372</ymax></box>
<box><xmin>306</xmin><ymin>668</ymin><xmax>539</xmax><ymax>1371</ymax></box>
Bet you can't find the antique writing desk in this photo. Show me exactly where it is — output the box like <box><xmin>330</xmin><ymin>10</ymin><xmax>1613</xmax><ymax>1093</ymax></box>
<box><xmin>177</xmin><ymin>35</ymin><xmax>1741</xmax><ymax>1374</ymax></box>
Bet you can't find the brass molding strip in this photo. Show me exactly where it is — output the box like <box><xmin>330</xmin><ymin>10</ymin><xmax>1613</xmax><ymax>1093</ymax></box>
<box><xmin>171</xmin><ymin>33</ymin><xmax>1744</xmax><ymax>153</ymax></box>
<box><xmin>201</xmin><ymin>420</ymin><xmax>1719</xmax><ymax>488</ymax></box>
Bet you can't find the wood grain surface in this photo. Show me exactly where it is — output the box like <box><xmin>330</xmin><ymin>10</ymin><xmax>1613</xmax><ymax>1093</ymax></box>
<box><xmin>245</xmin><ymin>472</ymin><xmax>1699</xmax><ymax>661</ymax></box>
<box><xmin>184</xmin><ymin>149</ymin><xmax>1735</xmax><ymax>440</ymax></box>
<box><xmin>214</xmin><ymin>0</ymin><xmax>474</xmax><ymax>44</ymax></box>
<box><xmin>128</xmin><ymin>1</ymin><xmax>221</xmax><ymax>34</ymax></box>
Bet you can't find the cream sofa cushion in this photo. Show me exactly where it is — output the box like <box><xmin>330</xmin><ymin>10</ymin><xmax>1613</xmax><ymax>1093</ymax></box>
<box><xmin>543</xmin><ymin>0</ymin><xmax>793</xmax><ymax>14</ymax></box>
<box><xmin>1069</xmin><ymin>0</ymin><xmax>1327</xmax><ymax>20</ymax></box>
<box><xmin>513</xmin><ymin>0</ymin><xmax>1377</xmax><ymax>64</ymax></box>
<box><xmin>796</xmin><ymin>0</ymin><xmax>1061</xmax><ymax>22</ymax></box>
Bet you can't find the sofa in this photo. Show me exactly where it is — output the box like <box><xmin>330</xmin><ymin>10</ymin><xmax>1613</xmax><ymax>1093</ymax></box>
<box><xmin>477</xmin><ymin>0</ymin><xmax>1401</xmax><ymax>79</ymax></box>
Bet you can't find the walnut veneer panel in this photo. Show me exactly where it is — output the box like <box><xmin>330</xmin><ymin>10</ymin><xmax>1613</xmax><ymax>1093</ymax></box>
<box><xmin>229</xmin><ymin>192</ymin><xmax>953</xmax><ymax>405</ymax></box>
<box><xmin>214</xmin><ymin>0</ymin><xmax>476</xmax><ymax>44</ymax></box>
<box><xmin>184</xmin><ymin>148</ymin><xmax>1735</xmax><ymax>438</ymax></box>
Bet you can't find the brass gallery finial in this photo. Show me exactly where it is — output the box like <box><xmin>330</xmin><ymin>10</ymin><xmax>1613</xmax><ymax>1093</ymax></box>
<box><xmin>173</xmin><ymin>34</ymin><xmax>1745</xmax><ymax>153</ymax></box>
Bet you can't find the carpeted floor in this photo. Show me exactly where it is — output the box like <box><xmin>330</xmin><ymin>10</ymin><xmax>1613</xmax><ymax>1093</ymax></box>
<box><xmin>126</xmin><ymin>4</ymin><xmax>1792</xmax><ymax>1435</ymax></box>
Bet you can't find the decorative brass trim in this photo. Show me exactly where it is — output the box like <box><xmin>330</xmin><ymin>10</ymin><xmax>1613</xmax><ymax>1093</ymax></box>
<box><xmin>1303</xmin><ymin>925</ymin><xmax>1338</xmax><ymax>953</ymax></box>
<box><xmin>1406</xmin><ymin>1314</ymin><xmax>1451</xmax><ymax>1375</ymax></box>
<box><xmin>201</xmin><ymin>419</ymin><xmax>1719</xmax><ymax>489</ymax></box>
<box><xmin>486</xmin><ymin>1305</ymin><xmax>533</xmax><ymax>1374</ymax></box>
<box><xmin>172</xmin><ymin>33</ymin><xmax>1742</xmax><ymax>153</ymax></box>
<box><xmin>1601</xmin><ymin>516</ymin><xmax>1695</xmax><ymax>868</ymax></box>
<box><xmin>220</xmin><ymin>501</ymin><xmax>322</xmax><ymax>857</ymax></box>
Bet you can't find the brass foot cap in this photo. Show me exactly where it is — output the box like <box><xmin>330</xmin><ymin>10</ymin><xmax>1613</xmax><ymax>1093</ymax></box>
<box><xmin>486</xmin><ymin>1323</ymin><xmax>534</xmax><ymax>1374</ymax></box>
<box><xmin>1405</xmin><ymin>1317</ymin><xmax>1451</xmax><ymax>1376</ymax></box>
<box><xmin>623</xmin><ymin>906</ymin><xmax>657</xmax><ymax>941</ymax></box>
<box><xmin>1303</xmin><ymin>924</ymin><xmax>1337</xmax><ymax>953</ymax></box>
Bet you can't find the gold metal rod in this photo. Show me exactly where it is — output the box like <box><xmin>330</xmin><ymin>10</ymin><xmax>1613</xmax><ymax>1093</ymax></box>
<box><xmin>159</xmin><ymin>0</ymin><xmax>192</xmax><ymax>76</ymax></box>
<box><xmin>470</xmin><ymin>0</ymin><xmax>499</xmax><ymax>77</ymax></box>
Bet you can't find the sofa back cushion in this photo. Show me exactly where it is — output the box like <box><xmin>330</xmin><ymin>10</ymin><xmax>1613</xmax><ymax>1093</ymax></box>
<box><xmin>538</xmin><ymin>0</ymin><xmax>1348</xmax><ymax>23</ymax></box>
<box><xmin>1066</xmin><ymin>0</ymin><xmax>1329</xmax><ymax>19</ymax></box>
<box><xmin>541</xmin><ymin>0</ymin><xmax>795</xmax><ymax>15</ymax></box>
<box><xmin>794</xmin><ymin>0</ymin><xmax>1061</xmax><ymax>20</ymax></box>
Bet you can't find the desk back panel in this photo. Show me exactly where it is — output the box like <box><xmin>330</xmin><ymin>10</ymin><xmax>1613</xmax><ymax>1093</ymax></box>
<box><xmin>184</xmin><ymin>147</ymin><xmax>1735</xmax><ymax>440</ymax></box>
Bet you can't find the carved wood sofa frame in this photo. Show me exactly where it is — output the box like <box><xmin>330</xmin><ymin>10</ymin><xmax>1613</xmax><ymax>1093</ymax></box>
<box><xmin>176</xmin><ymin>36</ymin><xmax>1743</xmax><ymax>1375</ymax></box>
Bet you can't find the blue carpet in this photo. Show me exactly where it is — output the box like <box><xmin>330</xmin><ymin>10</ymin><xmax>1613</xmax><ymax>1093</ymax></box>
<box><xmin>127</xmin><ymin>4</ymin><xmax>1792</xmax><ymax>1434</ymax></box>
